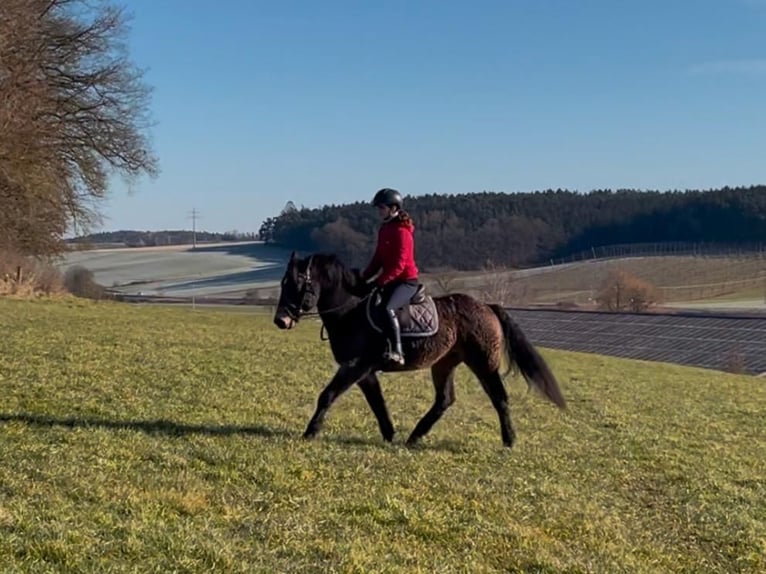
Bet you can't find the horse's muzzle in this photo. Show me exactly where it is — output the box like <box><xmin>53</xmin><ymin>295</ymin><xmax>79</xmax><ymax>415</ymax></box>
<box><xmin>273</xmin><ymin>313</ymin><xmax>295</xmax><ymax>330</ymax></box>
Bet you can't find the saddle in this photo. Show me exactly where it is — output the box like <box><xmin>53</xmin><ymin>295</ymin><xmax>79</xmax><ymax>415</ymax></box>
<box><xmin>366</xmin><ymin>283</ymin><xmax>439</xmax><ymax>338</ymax></box>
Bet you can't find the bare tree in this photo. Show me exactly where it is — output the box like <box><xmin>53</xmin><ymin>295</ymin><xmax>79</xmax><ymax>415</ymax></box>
<box><xmin>478</xmin><ymin>259</ymin><xmax>517</xmax><ymax>306</ymax></box>
<box><xmin>0</xmin><ymin>0</ymin><xmax>158</xmax><ymax>256</ymax></box>
<box><xmin>595</xmin><ymin>269</ymin><xmax>662</xmax><ymax>312</ymax></box>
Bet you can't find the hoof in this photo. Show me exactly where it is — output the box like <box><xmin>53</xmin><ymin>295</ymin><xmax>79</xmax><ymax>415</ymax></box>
<box><xmin>381</xmin><ymin>427</ymin><xmax>395</xmax><ymax>442</ymax></box>
<box><xmin>404</xmin><ymin>436</ymin><xmax>421</xmax><ymax>448</ymax></box>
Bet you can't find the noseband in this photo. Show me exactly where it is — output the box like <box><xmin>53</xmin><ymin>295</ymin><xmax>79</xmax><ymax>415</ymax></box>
<box><xmin>280</xmin><ymin>257</ymin><xmax>370</xmax><ymax>335</ymax></box>
<box><xmin>283</xmin><ymin>256</ymin><xmax>316</xmax><ymax>321</ymax></box>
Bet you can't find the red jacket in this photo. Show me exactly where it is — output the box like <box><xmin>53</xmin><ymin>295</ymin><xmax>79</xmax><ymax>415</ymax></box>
<box><xmin>363</xmin><ymin>216</ymin><xmax>419</xmax><ymax>287</ymax></box>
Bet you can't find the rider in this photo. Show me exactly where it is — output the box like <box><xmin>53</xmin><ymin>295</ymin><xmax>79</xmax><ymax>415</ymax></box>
<box><xmin>361</xmin><ymin>188</ymin><xmax>419</xmax><ymax>366</ymax></box>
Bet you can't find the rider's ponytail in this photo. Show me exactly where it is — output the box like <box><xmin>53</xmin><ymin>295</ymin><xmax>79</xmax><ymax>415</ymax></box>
<box><xmin>396</xmin><ymin>209</ymin><xmax>413</xmax><ymax>226</ymax></box>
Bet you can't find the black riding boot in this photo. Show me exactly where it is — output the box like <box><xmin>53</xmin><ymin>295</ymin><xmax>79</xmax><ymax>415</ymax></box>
<box><xmin>384</xmin><ymin>308</ymin><xmax>405</xmax><ymax>365</ymax></box>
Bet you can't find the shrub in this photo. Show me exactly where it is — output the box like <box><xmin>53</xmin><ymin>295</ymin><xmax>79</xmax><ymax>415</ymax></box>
<box><xmin>63</xmin><ymin>265</ymin><xmax>110</xmax><ymax>300</ymax></box>
<box><xmin>0</xmin><ymin>250</ymin><xmax>65</xmax><ymax>297</ymax></box>
<box><xmin>596</xmin><ymin>269</ymin><xmax>662</xmax><ymax>312</ymax></box>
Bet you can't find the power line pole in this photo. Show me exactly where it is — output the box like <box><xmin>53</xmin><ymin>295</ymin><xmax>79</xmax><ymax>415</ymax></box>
<box><xmin>187</xmin><ymin>208</ymin><xmax>201</xmax><ymax>249</ymax></box>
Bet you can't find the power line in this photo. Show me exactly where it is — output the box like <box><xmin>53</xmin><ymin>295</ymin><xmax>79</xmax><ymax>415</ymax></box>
<box><xmin>187</xmin><ymin>208</ymin><xmax>201</xmax><ymax>249</ymax></box>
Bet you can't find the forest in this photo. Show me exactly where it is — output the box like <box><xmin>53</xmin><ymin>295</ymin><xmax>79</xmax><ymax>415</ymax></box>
<box><xmin>257</xmin><ymin>187</ymin><xmax>766</xmax><ymax>270</ymax></box>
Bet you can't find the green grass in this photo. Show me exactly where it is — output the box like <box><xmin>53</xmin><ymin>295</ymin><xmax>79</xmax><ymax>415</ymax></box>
<box><xmin>0</xmin><ymin>298</ymin><xmax>764</xmax><ymax>573</ymax></box>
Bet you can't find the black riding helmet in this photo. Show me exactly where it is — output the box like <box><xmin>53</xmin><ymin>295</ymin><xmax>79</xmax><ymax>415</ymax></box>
<box><xmin>372</xmin><ymin>188</ymin><xmax>402</xmax><ymax>209</ymax></box>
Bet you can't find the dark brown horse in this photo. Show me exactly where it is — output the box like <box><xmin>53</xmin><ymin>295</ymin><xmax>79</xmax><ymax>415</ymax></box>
<box><xmin>273</xmin><ymin>252</ymin><xmax>566</xmax><ymax>447</ymax></box>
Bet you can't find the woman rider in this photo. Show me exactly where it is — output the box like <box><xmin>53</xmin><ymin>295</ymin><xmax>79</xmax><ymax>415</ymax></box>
<box><xmin>361</xmin><ymin>188</ymin><xmax>419</xmax><ymax>365</ymax></box>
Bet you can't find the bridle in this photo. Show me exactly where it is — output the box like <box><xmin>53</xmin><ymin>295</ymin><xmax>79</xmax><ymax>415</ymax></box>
<box><xmin>280</xmin><ymin>255</ymin><xmax>369</xmax><ymax>332</ymax></box>
<box><xmin>281</xmin><ymin>256</ymin><xmax>317</xmax><ymax>322</ymax></box>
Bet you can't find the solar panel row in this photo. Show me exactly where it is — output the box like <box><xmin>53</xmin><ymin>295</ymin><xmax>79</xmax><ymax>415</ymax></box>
<box><xmin>506</xmin><ymin>307</ymin><xmax>766</xmax><ymax>375</ymax></box>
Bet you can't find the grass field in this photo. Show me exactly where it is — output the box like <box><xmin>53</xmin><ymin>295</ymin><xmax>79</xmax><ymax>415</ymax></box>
<box><xmin>1</xmin><ymin>298</ymin><xmax>764</xmax><ymax>573</ymax></box>
<box><xmin>434</xmin><ymin>255</ymin><xmax>766</xmax><ymax>307</ymax></box>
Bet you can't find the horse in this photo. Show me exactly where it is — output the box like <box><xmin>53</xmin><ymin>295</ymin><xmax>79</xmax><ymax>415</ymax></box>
<box><xmin>272</xmin><ymin>251</ymin><xmax>566</xmax><ymax>448</ymax></box>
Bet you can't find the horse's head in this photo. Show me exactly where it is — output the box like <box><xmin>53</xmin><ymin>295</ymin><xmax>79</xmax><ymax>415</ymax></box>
<box><xmin>273</xmin><ymin>252</ymin><xmax>368</xmax><ymax>329</ymax></box>
<box><xmin>273</xmin><ymin>251</ymin><xmax>320</xmax><ymax>330</ymax></box>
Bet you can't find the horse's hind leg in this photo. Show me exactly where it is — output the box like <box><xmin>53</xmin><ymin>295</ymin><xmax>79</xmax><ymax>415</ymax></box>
<box><xmin>303</xmin><ymin>362</ymin><xmax>371</xmax><ymax>440</ymax></box>
<box><xmin>357</xmin><ymin>373</ymin><xmax>395</xmax><ymax>442</ymax></box>
<box><xmin>405</xmin><ymin>355</ymin><xmax>459</xmax><ymax>447</ymax></box>
<box><xmin>467</xmin><ymin>362</ymin><xmax>515</xmax><ymax>447</ymax></box>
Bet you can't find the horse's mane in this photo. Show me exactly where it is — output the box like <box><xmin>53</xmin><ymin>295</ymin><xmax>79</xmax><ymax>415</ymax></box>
<box><xmin>309</xmin><ymin>253</ymin><xmax>362</xmax><ymax>293</ymax></box>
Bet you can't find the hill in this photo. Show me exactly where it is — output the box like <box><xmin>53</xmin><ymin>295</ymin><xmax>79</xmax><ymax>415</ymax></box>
<box><xmin>259</xmin><ymin>186</ymin><xmax>766</xmax><ymax>271</ymax></box>
<box><xmin>56</xmin><ymin>243</ymin><xmax>764</xmax><ymax>312</ymax></box>
<box><xmin>58</xmin><ymin>241</ymin><xmax>292</xmax><ymax>298</ymax></box>
<box><xmin>428</xmin><ymin>253</ymin><xmax>766</xmax><ymax>308</ymax></box>
<box><xmin>0</xmin><ymin>298</ymin><xmax>763</xmax><ymax>572</ymax></box>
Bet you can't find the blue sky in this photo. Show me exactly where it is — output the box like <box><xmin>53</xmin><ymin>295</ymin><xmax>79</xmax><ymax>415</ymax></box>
<box><xmin>98</xmin><ymin>0</ymin><xmax>766</xmax><ymax>234</ymax></box>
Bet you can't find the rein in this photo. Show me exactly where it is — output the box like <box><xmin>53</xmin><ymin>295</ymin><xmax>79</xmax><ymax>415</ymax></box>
<box><xmin>305</xmin><ymin>295</ymin><xmax>371</xmax><ymax>341</ymax></box>
<box><xmin>301</xmin><ymin>298</ymin><xmax>360</xmax><ymax>318</ymax></box>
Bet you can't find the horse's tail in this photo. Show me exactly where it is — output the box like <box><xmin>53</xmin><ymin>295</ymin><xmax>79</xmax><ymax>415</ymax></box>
<box><xmin>489</xmin><ymin>304</ymin><xmax>567</xmax><ymax>409</ymax></box>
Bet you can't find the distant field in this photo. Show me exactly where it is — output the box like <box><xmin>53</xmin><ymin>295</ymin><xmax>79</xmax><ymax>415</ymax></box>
<box><xmin>429</xmin><ymin>254</ymin><xmax>766</xmax><ymax>309</ymax></box>
<box><xmin>59</xmin><ymin>241</ymin><xmax>293</xmax><ymax>297</ymax></box>
<box><xmin>0</xmin><ymin>298</ymin><xmax>763</xmax><ymax>572</ymax></box>
<box><xmin>59</xmin><ymin>245</ymin><xmax>765</xmax><ymax>311</ymax></box>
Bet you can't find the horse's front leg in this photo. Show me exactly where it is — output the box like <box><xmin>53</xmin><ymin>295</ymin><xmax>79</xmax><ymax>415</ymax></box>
<box><xmin>303</xmin><ymin>361</ymin><xmax>372</xmax><ymax>440</ymax></box>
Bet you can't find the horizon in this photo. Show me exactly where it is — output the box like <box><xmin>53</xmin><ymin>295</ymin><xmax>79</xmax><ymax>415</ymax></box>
<box><xmin>73</xmin><ymin>184</ymin><xmax>766</xmax><ymax>238</ymax></box>
<box><xmin>96</xmin><ymin>0</ymin><xmax>765</xmax><ymax>234</ymax></box>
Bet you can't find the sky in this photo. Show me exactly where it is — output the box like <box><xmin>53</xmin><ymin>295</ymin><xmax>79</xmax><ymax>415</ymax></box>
<box><xmin>96</xmin><ymin>0</ymin><xmax>766</xmax><ymax>234</ymax></box>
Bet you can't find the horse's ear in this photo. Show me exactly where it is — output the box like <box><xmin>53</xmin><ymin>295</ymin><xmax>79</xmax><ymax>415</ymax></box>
<box><xmin>289</xmin><ymin>250</ymin><xmax>298</xmax><ymax>263</ymax></box>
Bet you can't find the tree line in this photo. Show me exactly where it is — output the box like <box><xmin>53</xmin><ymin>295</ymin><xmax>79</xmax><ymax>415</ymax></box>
<box><xmin>68</xmin><ymin>230</ymin><xmax>258</xmax><ymax>248</ymax></box>
<box><xmin>258</xmin><ymin>186</ymin><xmax>766</xmax><ymax>270</ymax></box>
